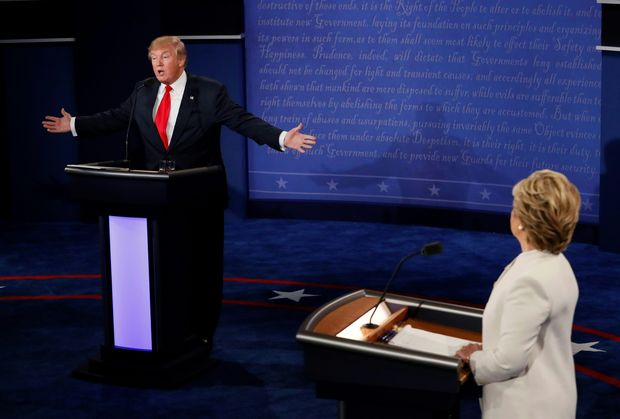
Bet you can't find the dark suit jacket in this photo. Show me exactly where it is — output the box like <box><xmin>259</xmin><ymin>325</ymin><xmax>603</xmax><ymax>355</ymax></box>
<box><xmin>75</xmin><ymin>74</ymin><xmax>283</xmax><ymax>204</ymax></box>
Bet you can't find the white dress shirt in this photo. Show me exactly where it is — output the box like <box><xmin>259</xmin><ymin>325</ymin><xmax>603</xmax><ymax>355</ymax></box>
<box><xmin>153</xmin><ymin>71</ymin><xmax>187</xmax><ymax>146</ymax></box>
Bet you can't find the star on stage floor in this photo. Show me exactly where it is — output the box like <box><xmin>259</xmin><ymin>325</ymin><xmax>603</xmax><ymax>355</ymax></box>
<box><xmin>270</xmin><ymin>289</ymin><xmax>318</xmax><ymax>303</ymax></box>
<box><xmin>572</xmin><ymin>341</ymin><xmax>605</xmax><ymax>355</ymax></box>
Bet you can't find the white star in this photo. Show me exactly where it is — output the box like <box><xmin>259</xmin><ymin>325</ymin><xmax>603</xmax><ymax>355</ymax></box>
<box><xmin>428</xmin><ymin>184</ymin><xmax>440</xmax><ymax>196</ymax></box>
<box><xmin>480</xmin><ymin>188</ymin><xmax>491</xmax><ymax>200</ymax></box>
<box><xmin>327</xmin><ymin>179</ymin><xmax>339</xmax><ymax>191</ymax></box>
<box><xmin>572</xmin><ymin>341</ymin><xmax>605</xmax><ymax>355</ymax></box>
<box><xmin>275</xmin><ymin>177</ymin><xmax>288</xmax><ymax>189</ymax></box>
<box><xmin>582</xmin><ymin>198</ymin><xmax>593</xmax><ymax>212</ymax></box>
<box><xmin>269</xmin><ymin>289</ymin><xmax>318</xmax><ymax>303</ymax></box>
<box><xmin>378</xmin><ymin>181</ymin><xmax>389</xmax><ymax>192</ymax></box>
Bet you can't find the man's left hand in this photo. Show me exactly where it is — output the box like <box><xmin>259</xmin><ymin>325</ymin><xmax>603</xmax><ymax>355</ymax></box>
<box><xmin>284</xmin><ymin>123</ymin><xmax>317</xmax><ymax>153</ymax></box>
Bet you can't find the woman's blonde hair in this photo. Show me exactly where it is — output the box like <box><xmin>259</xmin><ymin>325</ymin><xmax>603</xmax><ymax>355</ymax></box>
<box><xmin>147</xmin><ymin>35</ymin><xmax>187</xmax><ymax>66</ymax></box>
<box><xmin>512</xmin><ymin>169</ymin><xmax>581</xmax><ymax>254</ymax></box>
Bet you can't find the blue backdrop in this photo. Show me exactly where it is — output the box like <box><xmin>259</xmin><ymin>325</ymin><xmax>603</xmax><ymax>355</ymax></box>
<box><xmin>244</xmin><ymin>0</ymin><xmax>601</xmax><ymax>222</ymax></box>
<box><xmin>3</xmin><ymin>45</ymin><xmax>78</xmax><ymax>221</ymax></box>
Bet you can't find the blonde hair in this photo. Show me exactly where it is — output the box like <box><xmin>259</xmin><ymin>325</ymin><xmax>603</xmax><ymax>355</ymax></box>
<box><xmin>512</xmin><ymin>169</ymin><xmax>581</xmax><ymax>254</ymax></box>
<box><xmin>148</xmin><ymin>35</ymin><xmax>187</xmax><ymax>66</ymax></box>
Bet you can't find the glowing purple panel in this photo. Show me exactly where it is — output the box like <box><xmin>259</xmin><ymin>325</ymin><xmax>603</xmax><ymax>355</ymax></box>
<box><xmin>108</xmin><ymin>216</ymin><xmax>152</xmax><ymax>351</ymax></box>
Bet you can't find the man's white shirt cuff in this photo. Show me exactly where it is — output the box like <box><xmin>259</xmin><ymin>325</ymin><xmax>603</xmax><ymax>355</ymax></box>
<box><xmin>70</xmin><ymin>117</ymin><xmax>77</xmax><ymax>137</ymax></box>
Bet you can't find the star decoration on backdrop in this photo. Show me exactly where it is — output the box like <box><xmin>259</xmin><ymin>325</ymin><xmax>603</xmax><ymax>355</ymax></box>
<box><xmin>428</xmin><ymin>184</ymin><xmax>440</xmax><ymax>197</ymax></box>
<box><xmin>377</xmin><ymin>181</ymin><xmax>389</xmax><ymax>192</ymax></box>
<box><xmin>327</xmin><ymin>179</ymin><xmax>339</xmax><ymax>191</ymax></box>
<box><xmin>582</xmin><ymin>198</ymin><xmax>593</xmax><ymax>212</ymax></box>
<box><xmin>572</xmin><ymin>341</ymin><xmax>605</xmax><ymax>355</ymax></box>
<box><xmin>270</xmin><ymin>289</ymin><xmax>319</xmax><ymax>303</ymax></box>
<box><xmin>275</xmin><ymin>177</ymin><xmax>288</xmax><ymax>189</ymax></box>
<box><xmin>480</xmin><ymin>188</ymin><xmax>491</xmax><ymax>200</ymax></box>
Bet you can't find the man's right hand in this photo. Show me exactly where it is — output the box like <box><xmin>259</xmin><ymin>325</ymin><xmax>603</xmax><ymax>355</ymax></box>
<box><xmin>42</xmin><ymin>108</ymin><xmax>72</xmax><ymax>133</ymax></box>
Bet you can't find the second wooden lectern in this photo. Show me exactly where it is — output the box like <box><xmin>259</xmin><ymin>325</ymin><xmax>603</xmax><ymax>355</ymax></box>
<box><xmin>297</xmin><ymin>289</ymin><xmax>483</xmax><ymax>418</ymax></box>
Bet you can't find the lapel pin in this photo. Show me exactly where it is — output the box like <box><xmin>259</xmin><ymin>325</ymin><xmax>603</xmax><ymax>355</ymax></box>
<box><xmin>190</xmin><ymin>96</ymin><xmax>194</xmax><ymax>100</ymax></box>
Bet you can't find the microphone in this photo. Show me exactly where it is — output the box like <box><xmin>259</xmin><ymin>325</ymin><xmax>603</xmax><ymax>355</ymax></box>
<box><xmin>362</xmin><ymin>241</ymin><xmax>443</xmax><ymax>330</ymax></box>
<box><xmin>124</xmin><ymin>78</ymin><xmax>154</xmax><ymax>164</ymax></box>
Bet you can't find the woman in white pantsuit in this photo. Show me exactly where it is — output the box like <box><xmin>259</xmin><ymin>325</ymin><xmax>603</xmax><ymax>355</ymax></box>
<box><xmin>456</xmin><ymin>170</ymin><xmax>581</xmax><ymax>419</ymax></box>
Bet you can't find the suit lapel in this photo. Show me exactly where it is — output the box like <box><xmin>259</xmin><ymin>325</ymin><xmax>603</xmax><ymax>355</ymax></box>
<box><xmin>169</xmin><ymin>76</ymin><xmax>196</xmax><ymax>152</ymax></box>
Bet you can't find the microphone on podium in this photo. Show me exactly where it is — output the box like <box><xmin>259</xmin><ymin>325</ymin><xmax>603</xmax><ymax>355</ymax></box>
<box><xmin>124</xmin><ymin>78</ymin><xmax>154</xmax><ymax>163</ymax></box>
<box><xmin>362</xmin><ymin>241</ymin><xmax>443</xmax><ymax>330</ymax></box>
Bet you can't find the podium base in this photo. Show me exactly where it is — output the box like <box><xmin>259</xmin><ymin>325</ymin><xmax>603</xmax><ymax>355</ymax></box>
<box><xmin>337</xmin><ymin>400</ymin><xmax>458</xmax><ymax>419</ymax></box>
<box><xmin>72</xmin><ymin>342</ymin><xmax>216</xmax><ymax>388</ymax></box>
<box><xmin>318</xmin><ymin>381</ymin><xmax>459</xmax><ymax>419</ymax></box>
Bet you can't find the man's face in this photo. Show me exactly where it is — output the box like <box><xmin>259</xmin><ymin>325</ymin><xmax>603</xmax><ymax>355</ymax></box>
<box><xmin>149</xmin><ymin>45</ymin><xmax>185</xmax><ymax>85</ymax></box>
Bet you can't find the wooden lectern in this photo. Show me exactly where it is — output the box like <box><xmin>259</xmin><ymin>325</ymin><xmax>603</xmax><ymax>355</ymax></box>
<box><xmin>65</xmin><ymin>161</ymin><xmax>226</xmax><ymax>387</ymax></box>
<box><xmin>297</xmin><ymin>289</ymin><xmax>483</xmax><ymax>418</ymax></box>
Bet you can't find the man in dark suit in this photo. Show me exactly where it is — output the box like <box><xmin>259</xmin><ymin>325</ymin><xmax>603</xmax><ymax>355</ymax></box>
<box><xmin>43</xmin><ymin>35</ymin><xmax>316</xmax><ymax>167</ymax></box>
<box><xmin>42</xmin><ymin>35</ymin><xmax>316</xmax><ymax>350</ymax></box>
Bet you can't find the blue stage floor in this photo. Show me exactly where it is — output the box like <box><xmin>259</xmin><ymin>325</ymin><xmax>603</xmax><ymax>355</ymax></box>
<box><xmin>1</xmin><ymin>215</ymin><xmax>619</xmax><ymax>418</ymax></box>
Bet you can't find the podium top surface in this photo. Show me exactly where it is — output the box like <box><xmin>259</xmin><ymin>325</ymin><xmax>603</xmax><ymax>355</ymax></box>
<box><xmin>65</xmin><ymin>161</ymin><xmax>222</xmax><ymax>181</ymax></box>
<box><xmin>296</xmin><ymin>289</ymin><xmax>483</xmax><ymax>390</ymax></box>
<box><xmin>64</xmin><ymin>161</ymin><xmax>225</xmax><ymax>209</ymax></box>
<box><xmin>299</xmin><ymin>289</ymin><xmax>482</xmax><ymax>338</ymax></box>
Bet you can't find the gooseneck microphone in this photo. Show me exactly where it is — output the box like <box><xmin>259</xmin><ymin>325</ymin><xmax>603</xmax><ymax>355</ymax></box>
<box><xmin>363</xmin><ymin>241</ymin><xmax>443</xmax><ymax>330</ymax></box>
<box><xmin>124</xmin><ymin>79</ymin><xmax>154</xmax><ymax>164</ymax></box>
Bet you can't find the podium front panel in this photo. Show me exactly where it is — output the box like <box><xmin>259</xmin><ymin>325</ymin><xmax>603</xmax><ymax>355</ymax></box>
<box><xmin>108</xmin><ymin>216</ymin><xmax>152</xmax><ymax>351</ymax></box>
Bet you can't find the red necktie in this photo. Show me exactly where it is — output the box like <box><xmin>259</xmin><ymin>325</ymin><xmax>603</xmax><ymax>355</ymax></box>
<box><xmin>155</xmin><ymin>85</ymin><xmax>172</xmax><ymax>150</ymax></box>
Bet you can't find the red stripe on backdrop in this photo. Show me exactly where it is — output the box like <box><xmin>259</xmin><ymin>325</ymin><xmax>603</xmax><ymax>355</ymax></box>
<box><xmin>0</xmin><ymin>294</ymin><xmax>101</xmax><ymax>301</ymax></box>
<box><xmin>1</xmin><ymin>294</ymin><xmax>619</xmax><ymax>388</ymax></box>
<box><xmin>0</xmin><ymin>274</ymin><xmax>101</xmax><ymax>280</ymax></box>
<box><xmin>0</xmin><ymin>291</ymin><xmax>617</xmax><ymax>343</ymax></box>
<box><xmin>223</xmin><ymin>299</ymin><xmax>316</xmax><ymax>312</ymax></box>
<box><xmin>224</xmin><ymin>277</ymin><xmax>359</xmax><ymax>290</ymax></box>
<box><xmin>573</xmin><ymin>324</ymin><xmax>620</xmax><ymax>343</ymax></box>
<box><xmin>2</xmin><ymin>290</ymin><xmax>620</xmax><ymax>386</ymax></box>
<box><xmin>0</xmin><ymin>295</ymin><xmax>313</xmax><ymax>309</ymax></box>
<box><xmin>1</xmin><ymin>275</ymin><xmax>619</xmax><ymax>341</ymax></box>
<box><xmin>575</xmin><ymin>364</ymin><xmax>620</xmax><ymax>389</ymax></box>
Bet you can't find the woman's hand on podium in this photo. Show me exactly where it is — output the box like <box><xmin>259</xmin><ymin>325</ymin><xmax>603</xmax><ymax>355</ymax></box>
<box><xmin>455</xmin><ymin>343</ymin><xmax>483</xmax><ymax>363</ymax></box>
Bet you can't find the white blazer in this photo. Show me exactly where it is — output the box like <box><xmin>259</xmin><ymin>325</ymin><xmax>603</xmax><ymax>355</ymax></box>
<box><xmin>470</xmin><ymin>250</ymin><xmax>578</xmax><ymax>419</ymax></box>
